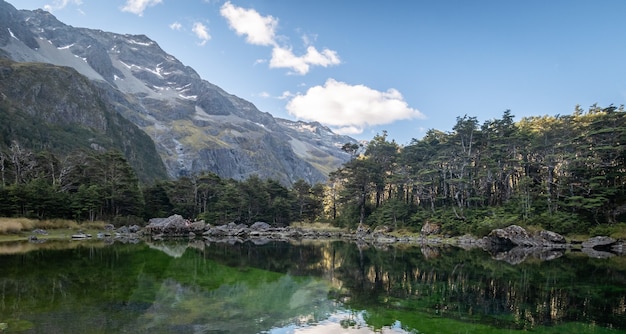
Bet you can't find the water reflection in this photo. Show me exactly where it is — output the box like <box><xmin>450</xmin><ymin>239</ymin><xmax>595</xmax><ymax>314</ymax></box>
<box><xmin>0</xmin><ymin>240</ymin><xmax>624</xmax><ymax>333</ymax></box>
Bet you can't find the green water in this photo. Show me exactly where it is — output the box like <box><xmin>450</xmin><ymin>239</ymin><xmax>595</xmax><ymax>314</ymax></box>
<box><xmin>0</xmin><ymin>240</ymin><xmax>624</xmax><ymax>333</ymax></box>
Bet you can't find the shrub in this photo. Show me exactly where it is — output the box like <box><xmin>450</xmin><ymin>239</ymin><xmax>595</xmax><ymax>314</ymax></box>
<box><xmin>529</xmin><ymin>211</ymin><xmax>587</xmax><ymax>235</ymax></box>
<box><xmin>590</xmin><ymin>223</ymin><xmax>626</xmax><ymax>239</ymax></box>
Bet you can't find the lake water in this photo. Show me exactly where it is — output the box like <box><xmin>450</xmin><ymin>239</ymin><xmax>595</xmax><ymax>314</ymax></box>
<box><xmin>0</xmin><ymin>239</ymin><xmax>625</xmax><ymax>333</ymax></box>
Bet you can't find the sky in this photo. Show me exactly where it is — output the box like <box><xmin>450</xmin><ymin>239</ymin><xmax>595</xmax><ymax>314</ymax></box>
<box><xmin>9</xmin><ymin>0</ymin><xmax>626</xmax><ymax>145</ymax></box>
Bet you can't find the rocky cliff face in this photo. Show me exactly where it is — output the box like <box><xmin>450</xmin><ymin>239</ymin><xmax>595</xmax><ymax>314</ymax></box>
<box><xmin>0</xmin><ymin>58</ymin><xmax>168</xmax><ymax>183</ymax></box>
<box><xmin>0</xmin><ymin>1</ymin><xmax>356</xmax><ymax>185</ymax></box>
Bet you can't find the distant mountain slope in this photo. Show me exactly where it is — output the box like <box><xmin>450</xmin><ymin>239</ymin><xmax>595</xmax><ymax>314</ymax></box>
<box><xmin>0</xmin><ymin>1</ymin><xmax>356</xmax><ymax>185</ymax></box>
<box><xmin>0</xmin><ymin>58</ymin><xmax>168</xmax><ymax>183</ymax></box>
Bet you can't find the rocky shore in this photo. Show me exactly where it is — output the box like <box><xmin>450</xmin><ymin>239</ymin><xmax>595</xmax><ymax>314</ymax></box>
<box><xmin>141</xmin><ymin>215</ymin><xmax>625</xmax><ymax>263</ymax></box>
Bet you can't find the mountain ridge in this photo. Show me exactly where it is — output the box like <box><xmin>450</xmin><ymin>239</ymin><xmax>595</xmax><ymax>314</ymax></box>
<box><xmin>0</xmin><ymin>0</ymin><xmax>357</xmax><ymax>185</ymax></box>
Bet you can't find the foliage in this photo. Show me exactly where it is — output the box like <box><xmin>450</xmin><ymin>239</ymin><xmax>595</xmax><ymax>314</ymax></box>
<box><xmin>328</xmin><ymin>105</ymin><xmax>626</xmax><ymax>236</ymax></box>
<box><xmin>0</xmin><ymin>147</ymin><xmax>144</xmax><ymax>223</ymax></box>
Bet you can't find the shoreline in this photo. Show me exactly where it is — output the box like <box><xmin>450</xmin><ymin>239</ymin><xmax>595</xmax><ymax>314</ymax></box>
<box><xmin>2</xmin><ymin>218</ymin><xmax>624</xmax><ymax>263</ymax></box>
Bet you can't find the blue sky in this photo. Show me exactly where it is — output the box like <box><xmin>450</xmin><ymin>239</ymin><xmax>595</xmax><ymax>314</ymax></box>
<box><xmin>11</xmin><ymin>0</ymin><xmax>626</xmax><ymax>145</ymax></box>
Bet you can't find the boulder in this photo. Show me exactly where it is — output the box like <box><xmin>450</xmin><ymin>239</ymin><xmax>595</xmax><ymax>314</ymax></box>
<box><xmin>204</xmin><ymin>222</ymin><xmax>250</xmax><ymax>237</ymax></box>
<box><xmin>146</xmin><ymin>214</ymin><xmax>191</xmax><ymax>235</ymax></box>
<box><xmin>189</xmin><ymin>220</ymin><xmax>206</xmax><ymax>232</ymax></box>
<box><xmin>421</xmin><ymin>222</ymin><xmax>441</xmax><ymax>236</ymax></box>
<box><xmin>484</xmin><ymin>225</ymin><xmax>567</xmax><ymax>251</ymax></box>
<box><xmin>484</xmin><ymin>225</ymin><xmax>530</xmax><ymax>250</ymax></box>
<box><xmin>537</xmin><ymin>230</ymin><xmax>566</xmax><ymax>244</ymax></box>
<box><xmin>582</xmin><ymin>236</ymin><xmax>617</xmax><ymax>249</ymax></box>
<box><xmin>250</xmin><ymin>221</ymin><xmax>271</xmax><ymax>231</ymax></box>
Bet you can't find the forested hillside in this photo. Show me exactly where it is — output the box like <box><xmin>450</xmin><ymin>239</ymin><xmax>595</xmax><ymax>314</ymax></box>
<box><xmin>1</xmin><ymin>104</ymin><xmax>624</xmax><ymax>236</ymax></box>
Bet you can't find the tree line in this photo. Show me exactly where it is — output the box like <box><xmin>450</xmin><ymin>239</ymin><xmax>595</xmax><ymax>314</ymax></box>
<box><xmin>0</xmin><ymin>141</ymin><xmax>324</xmax><ymax>225</ymax></box>
<box><xmin>1</xmin><ymin>104</ymin><xmax>624</xmax><ymax>235</ymax></box>
<box><xmin>330</xmin><ymin>105</ymin><xmax>626</xmax><ymax>235</ymax></box>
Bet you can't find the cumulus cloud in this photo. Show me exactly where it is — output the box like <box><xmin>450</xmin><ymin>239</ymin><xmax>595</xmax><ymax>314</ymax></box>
<box><xmin>169</xmin><ymin>22</ymin><xmax>182</xmax><ymax>30</ymax></box>
<box><xmin>286</xmin><ymin>79</ymin><xmax>424</xmax><ymax>135</ymax></box>
<box><xmin>270</xmin><ymin>46</ymin><xmax>340</xmax><ymax>75</ymax></box>
<box><xmin>220</xmin><ymin>1</ymin><xmax>340</xmax><ymax>75</ymax></box>
<box><xmin>192</xmin><ymin>22</ymin><xmax>211</xmax><ymax>46</ymax></box>
<box><xmin>43</xmin><ymin>0</ymin><xmax>82</xmax><ymax>12</ymax></box>
<box><xmin>220</xmin><ymin>1</ymin><xmax>277</xmax><ymax>46</ymax></box>
<box><xmin>121</xmin><ymin>0</ymin><xmax>163</xmax><ymax>16</ymax></box>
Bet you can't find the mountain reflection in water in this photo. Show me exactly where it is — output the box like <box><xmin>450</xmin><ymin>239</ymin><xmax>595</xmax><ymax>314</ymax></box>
<box><xmin>0</xmin><ymin>239</ymin><xmax>624</xmax><ymax>333</ymax></box>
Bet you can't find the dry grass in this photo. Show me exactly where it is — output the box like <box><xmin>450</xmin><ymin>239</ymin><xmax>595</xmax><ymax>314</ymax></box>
<box><xmin>0</xmin><ymin>218</ymin><xmax>108</xmax><ymax>235</ymax></box>
<box><xmin>290</xmin><ymin>221</ymin><xmax>345</xmax><ymax>232</ymax></box>
<box><xmin>0</xmin><ymin>218</ymin><xmax>37</xmax><ymax>234</ymax></box>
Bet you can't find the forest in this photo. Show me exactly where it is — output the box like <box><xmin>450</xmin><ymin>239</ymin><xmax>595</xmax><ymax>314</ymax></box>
<box><xmin>0</xmin><ymin>104</ymin><xmax>625</xmax><ymax>236</ymax></box>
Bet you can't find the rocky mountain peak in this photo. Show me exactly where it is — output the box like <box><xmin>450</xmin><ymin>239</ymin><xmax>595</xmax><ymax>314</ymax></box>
<box><xmin>0</xmin><ymin>0</ymin><xmax>357</xmax><ymax>185</ymax></box>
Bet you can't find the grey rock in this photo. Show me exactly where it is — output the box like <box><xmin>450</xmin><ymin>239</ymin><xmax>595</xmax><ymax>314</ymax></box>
<box><xmin>537</xmin><ymin>230</ymin><xmax>566</xmax><ymax>244</ymax></box>
<box><xmin>146</xmin><ymin>214</ymin><xmax>191</xmax><ymax>235</ymax></box>
<box><xmin>484</xmin><ymin>225</ymin><xmax>568</xmax><ymax>252</ymax></box>
<box><xmin>582</xmin><ymin>236</ymin><xmax>617</xmax><ymax>249</ymax></box>
<box><xmin>250</xmin><ymin>221</ymin><xmax>271</xmax><ymax>231</ymax></box>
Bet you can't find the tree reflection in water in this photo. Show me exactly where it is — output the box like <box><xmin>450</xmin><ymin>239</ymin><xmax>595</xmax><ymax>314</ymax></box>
<box><xmin>0</xmin><ymin>240</ymin><xmax>624</xmax><ymax>333</ymax></box>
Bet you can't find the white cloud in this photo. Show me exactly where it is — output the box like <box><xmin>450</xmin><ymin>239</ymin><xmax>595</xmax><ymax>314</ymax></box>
<box><xmin>269</xmin><ymin>46</ymin><xmax>309</xmax><ymax>75</ymax></box>
<box><xmin>43</xmin><ymin>0</ymin><xmax>82</xmax><ymax>12</ymax></box>
<box><xmin>269</xmin><ymin>45</ymin><xmax>340</xmax><ymax>75</ymax></box>
<box><xmin>286</xmin><ymin>79</ymin><xmax>424</xmax><ymax>135</ymax></box>
<box><xmin>192</xmin><ymin>22</ymin><xmax>211</xmax><ymax>46</ymax></box>
<box><xmin>220</xmin><ymin>1</ymin><xmax>340</xmax><ymax>75</ymax></box>
<box><xmin>220</xmin><ymin>1</ymin><xmax>278</xmax><ymax>46</ymax></box>
<box><xmin>279</xmin><ymin>91</ymin><xmax>293</xmax><ymax>100</ymax></box>
<box><xmin>169</xmin><ymin>22</ymin><xmax>182</xmax><ymax>31</ymax></box>
<box><xmin>121</xmin><ymin>0</ymin><xmax>163</xmax><ymax>16</ymax></box>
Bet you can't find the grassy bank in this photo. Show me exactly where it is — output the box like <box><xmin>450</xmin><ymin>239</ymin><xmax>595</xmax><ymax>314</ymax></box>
<box><xmin>0</xmin><ymin>218</ymin><xmax>109</xmax><ymax>242</ymax></box>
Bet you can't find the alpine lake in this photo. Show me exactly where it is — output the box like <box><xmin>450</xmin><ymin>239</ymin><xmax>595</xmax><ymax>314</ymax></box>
<box><xmin>0</xmin><ymin>238</ymin><xmax>625</xmax><ymax>334</ymax></box>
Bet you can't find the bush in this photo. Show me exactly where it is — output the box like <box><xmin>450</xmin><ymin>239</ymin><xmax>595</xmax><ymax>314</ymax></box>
<box><xmin>529</xmin><ymin>211</ymin><xmax>587</xmax><ymax>235</ymax></box>
<box><xmin>589</xmin><ymin>223</ymin><xmax>626</xmax><ymax>239</ymax></box>
<box><xmin>113</xmin><ymin>215</ymin><xmax>145</xmax><ymax>227</ymax></box>
<box><xmin>472</xmin><ymin>213</ymin><xmax>520</xmax><ymax>236</ymax></box>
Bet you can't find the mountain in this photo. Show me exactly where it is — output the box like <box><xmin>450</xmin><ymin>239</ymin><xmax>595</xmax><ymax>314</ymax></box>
<box><xmin>0</xmin><ymin>1</ymin><xmax>356</xmax><ymax>185</ymax></box>
<box><xmin>0</xmin><ymin>58</ymin><xmax>169</xmax><ymax>183</ymax></box>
